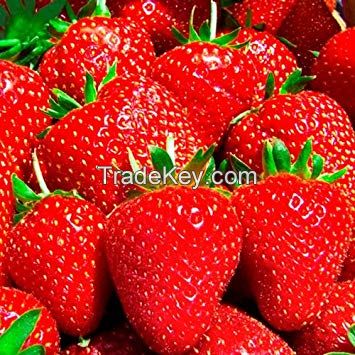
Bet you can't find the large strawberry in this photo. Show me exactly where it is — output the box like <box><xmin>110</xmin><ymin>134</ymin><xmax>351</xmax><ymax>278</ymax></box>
<box><xmin>293</xmin><ymin>281</ymin><xmax>355</xmax><ymax>354</ymax></box>
<box><xmin>230</xmin><ymin>139</ymin><xmax>352</xmax><ymax>331</ymax></box>
<box><xmin>311</xmin><ymin>27</ymin><xmax>355</xmax><ymax>125</ymax></box>
<box><xmin>0</xmin><ymin>145</ymin><xmax>16</xmax><ymax>286</ymax></box>
<box><xmin>223</xmin><ymin>70</ymin><xmax>355</xmax><ymax>207</ymax></box>
<box><xmin>7</xmin><ymin>158</ymin><xmax>111</xmax><ymax>337</ymax></box>
<box><xmin>191</xmin><ymin>305</ymin><xmax>294</xmax><ymax>354</ymax></box>
<box><xmin>109</xmin><ymin>0</ymin><xmax>214</xmax><ymax>54</ymax></box>
<box><xmin>61</xmin><ymin>323</ymin><xmax>150</xmax><ymax>354</ymax></box>
<box><xmin>0</xmin><ymin>60</ymin><xmax>51</xmax><ymax>175</ymax></box>
<box><xmin>105</xmin><ymin>145</ymin><xmax>243</xmax><ymax>353</ymax></box>
<box><xmin>37</xmin><ymin>73</ymin><xmax>206</xmax><ymax>214</ymax></box>
<box><xmin>39</xmin><ymin>1</ymin><xmax>155</xmax><ymax>103</ymax></box>
<box><xmin>0</xmin><ymin>286</ymin><xmax>60</xmax><ymax>354</ymax></box>
<box><xmin>151</xmin><ymin>4</ymin><xmax>261</xmax><ymax>146</ymax></box>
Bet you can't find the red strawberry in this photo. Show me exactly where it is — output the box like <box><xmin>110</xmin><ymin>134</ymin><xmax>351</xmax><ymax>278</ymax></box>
<box><xmin>61</xmin><ymin>323</ymin><xmax>150</xmax><ymax>354</ymax></box>
<box><xmin>228</xmin><ymin>0</ymin><xmax>297</xmax><ymax>33</ymax></box>
<box><xmin>0</xmin><ymin>60</ymin><xmax>51</xmax><ymax>176</ymax></box>
<box><xmin>230</xmin><ymin>139</ymin><xmax>353</xmax><ymax>331</ymax></box>
<box><xmin>277</xmin><ymin>0</ymin><xmax>342</xmax><ymax>73</ymax></box>
<box><xmin>311</xmin><ymin>27</ymin><xmax>355</xmax><ymax>125</ymax></box>
<box><xmin>39</xmin><ymin>4</ymin><xmax>156</xmax><ymax>103</ymax></box>
<box><xmin>110</xmin><ymin>0</ymin><xmax>214</xmax><ymax>54</ymax></box>
<box><xmin>37</xmin><ymin>74</ymin><xmax>206</xmax><ymax>214</ymax></box>
<box><xmin>344</xmin><ymin>0</ymin><xmax>355</xmax><ymax>26</ymax></box>
<box><xmin>191</xmin><ymin>305</ymin><xmax>294</xmax><ymax>354</ymax></box>
<box><xmin>293</xmin><ymin>281</ymin><xmax>355</xmax><ymax>354</ymax></box>
<box><xmin>105</xmin><ymin>147</ymin><xmax>243</xmax><ymax>353</ymax></box>
<box><xmin>234</xmin><ymin>27</ymin><xmax>298</xmax><ymax>93</ymax></box>
<box><xmin>0</xmin><ymin>145</ymin><xmax>16</xmax><ymax>286</ymax></box>
<box><xmin>151</xmin><ymin>6</ymin><xmax>262</xmax><ymax>146</ymax></box>
<box><xmin>341</xmin><ymin>235</ymin><xmax>355</xmax><ymax>281</ymax></box>
<box><xmin>7</xmin><ymin>163</ymin><xmax>111</xmax><ymax>337</ymax></box>
<box><xmin>0</xmin><ymin>286</ymin><xmax>60</xmax><ymax>354</ymax></box>
<box><xmin>223</xmin><ymin>72</ymin><xmax>355</xmax><ymax>207</ymax></box>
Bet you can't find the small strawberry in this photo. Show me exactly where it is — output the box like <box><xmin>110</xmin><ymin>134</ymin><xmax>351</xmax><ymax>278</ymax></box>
<box><xmin>223</xmin><ymin>70</ymin><xmax>355</xmax><ymax>207</ymax></box>
<box><xmin>105</xmin><ymin>145</ymin><xmax>243</xmax><ymax>353</ymax></box>
<box><xmin>39</xmin><ymin>1</ymin><xmax>156</xmax><ymax>103</ymax></box>
<box><xmin>37</xmin><ymin>72</ymin><xmax>206</xmax><ymax>214</ymax></box>
<box><xmin>110</xmin><ymin>0</ymin><xmax>214</xmax><ymax>54</ymax></box>
<box><xmin>293</xmin><ymin>281</ymin><xmax>355</xmax><ymax>354</ymax></box>
<box><xmin>0</xmin><ymin>145</ymin><xmax>16</xmax><ymax>286</ymax></box>
<box><xmin>230</xmin><ymin>139</ymin><xmax>353</xmax><ymax>331</ymax></box>
<box><xmin>190</xmin><ymin>305</ymin><xmax>294</xmax><ymax>354</ymax></box>
<box><xmin>0</xmin><ymin>60</ymin><xmax>51</xmax><ymax>176</ymax></box>
<box><xmin>151</xmin><ymin>2</ymin><xmax>262</xmax><ymax>145</ymax></box>
<box><xmin>277</xmin><ymin>0</ymin><xmax>343</xmax><ymax>73</ymax></box>
<box><xmin>7</xmin><ymin>154</ymin><xmax>111</xmax><ymax>337</ymax></box>
<box><xmin>0</xmin><ymin>286</ymin><xmax>60</xmax><ymax>354</ymax></box>
<box><xmin>311</xmin><ymin>27</ymin><xmax>355</xmax><ymax>125</ymax></box>
<box><xmin>61</xmin><ymin>323</ymin><xmax>150</xmax><ymax>354</ymax></box>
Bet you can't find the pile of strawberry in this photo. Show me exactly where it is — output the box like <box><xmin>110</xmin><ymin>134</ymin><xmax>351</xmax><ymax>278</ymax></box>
<box><xmin>0</xmin><ymin>0</ymin><xmax>354</xmax><ymax>353</ymax></box>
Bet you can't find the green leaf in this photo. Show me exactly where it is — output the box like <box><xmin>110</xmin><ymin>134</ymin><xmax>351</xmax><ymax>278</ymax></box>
<box><xmin>245</xmin><ymin>8</ymin><xmax>252</xmax><ymax>28</ymax></box>
<box><xmin>0</xmin><ymin>309</ymin><xmax>42</xmax><ymax>355</ymax></box>
<box><xmin>84</xmin><ymin>72</ymin><xmax>97</xmax><ymax>103</ymax></box>
<box><xmin>278</xmin><ymin>36</ymin><xmax>297</xmax><ymax>48</ymax></box>
<box><xmin>171</xmin><ymin>26</ymin><xmax>189</xmax><ymax>44</ymax></box>
<box><xmin>311</xmin><ymin>154</ymin><xmax>324</xmax><ymax>179</ymax></box>
<box><xmin>64</xmin><ymin>1</ymin><xmax>77</xmax><ymax>22</ymax></box>
<box><xmin>24</xmin><ymin>0</ymin><xmax>35</xmax><ymax>14</ymax></box>
<box><xmin>264</xmin><ymin>72</ymin><xmax>275</xmax><ymax>100</ymax></box>
<box><xmin>230</xmin><ymin>155</ymin><xmax>253</xmax><ymax>174</ymax></box>
<box><xmin>149</xmin><ymin>146</ymin><xmax>175</xmax><ymax>176</ymax></box>
<box><xmin>0</xmin><ymin>6</ymin><xmax>9</xmax><ymax>27</ymax></box>
<box><xmin>19</xmin><ymin>345</ymin><xmax>45</xmax><ymax>355</ymax></box>
<box><xmin>201</xmin><ymin>157</ymin><xmax>216</xmax><ymax>187</ymax></box>
<box><xmin>77</xmin><ymin>0</ymin><xmax>96</xmax><ymax>18</ymax></box>
<box><xmin>325</xmin><ymin>353</ymin><xmax>354</xmax><ymax>355</ymax></box>
<box><xmin>92</xmin><ymin>0</ymin><xmax>111</xmax><ymax>17</ymax></box>
<box><xmin>263</xmin><ymin>141</ymin><xmax>277</xmax><ymax>177</ymax></box>
<box><xmin>220</xmin><ymin>0</ymin><xmax>241</xmax><ymax>7</ymax></box>
<box><xmin>290</xmin><ymin>139</ymin><xmax>312</xmax><ymax>178</ymax></box>
<box><xmin>272</xmin><ymin>139</ymin><xmax>291</xmax><ymax>173</ymax></box>
<box><xmin>211</xmin><ymin>28</ymin><xmax>240</xmax><ymax>45</ymax></box>
<box><xmin>183</xmin><ymin>145</ymin><xmax>216</xmax><ymax>175</ymax></box>
<box><xmin>99</xmin><ymin>61</ymin><xmax>117</xmax><ymax>89</ymax></box>
<box><xmin>253</xmin><ymin>22</ymin><xmax>265</xmax><ymax>31</ymax></box>
<box><xmin>348</xmin><ymin>324</ymin><xmax>355</xmax><ymax>347</ymax></box>
<box><xmin>199</xmin><ymin>20</ymin><xmax>211</xmax><ymax>41</ymax></box>
<box><xmin>34</xmin><ymin>0</ymin><xmax>66</xmax><ymax>25</ymax></box>
<box><xmin>12</xmin><ymin>174</ymin><xmax>41</xmax><ymax>202</ymax></box>
<box><xmin>310</xmin><ymin>50</ymin><xmax>320</xmax><ymax>58</ymax></box>
<box><xmin>280</xmin><ymin>69</ymin><xmax>315</xmax><ymax>95</ymax></box>
<box><xmin>49</xmin><ymin>17</ymin><xmax>70</xmax><ymax>33</ymax></box>
<box><xmin>320</xmin><ymin>168</ymin><xmax>347</xmax><ymax>184</ymax></box>
<box><xmin>6</xmin><ymin>0</ymin><xmax>22</xmax><ymax>16</ymax></box>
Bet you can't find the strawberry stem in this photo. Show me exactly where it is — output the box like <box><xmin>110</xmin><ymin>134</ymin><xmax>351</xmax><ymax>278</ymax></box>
<box><xmin>209</xmin><ymin>1</ymin><xmax>218</xmax><ymax>40</ymax></box>
<box><xmin>32</xmin><ymin>150</ymin><xmax>50</xmax><ymax>196</ymax></box>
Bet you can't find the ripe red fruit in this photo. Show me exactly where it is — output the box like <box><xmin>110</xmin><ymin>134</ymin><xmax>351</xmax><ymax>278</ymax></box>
<box><xmin>0</xmin><ymin>286</ymin><xmax>60</xmax><ymax>354</ymax></box>
<box><xmin>230</xmin><ymin>140</ymin><xmax>352</xmax><ymax>331</ymax></box>
<box><xmin>37</xmin><ymin>74</ymin><xmax>206</xmax><ymax>214</ymax></box>
<box><xmin>7</xmin><ymin>170</ymin><xmax>111</xmax><ymax>337</ymax></box>
<box><xmin>223</xmin><ymin>81</ymin><xmax>355</xmax><ymax>207</ymax></box>
<box><xmin>235</xmin><ymin>28</ymin><xmax>298</xmax><ymax>92</ymax></box>
<box><xmin>293</xmin><ymin>281</ymin><xmax>355</xmax><ymax>354</ymax></box>
<box><xmin>341</xmin><ymin>236</ymin><xmax>355</xmax><ymax>281</ymax></box>
<box><xmin>191</xmin><ymin>305</ymin><xmax>294</xmax><ymax>354</ymax></box>
<box><xmin>106</xmin><ymin>185</ymin><xmax>243</xmax><ymax>353</ymax></box>
<box><xmin>311</xmin><ymin>27</ymin><xmax>355</xmax><ymax>124</ymax></box>
<box><xmin>110</xmin><ymin>0</ymin><xmax>214</xmax><ymax>54</ymax></box>
<box><xmin>0</xmin><ymin>60</ymin><xmax>51</xmax><ymax>175</ymax></box>
<box><xmin>0</xmin><ymin>146</ymin><xmax>16</xmax><ymax>286</ymax></box>
<box><xmin>39</xmin><ymin>13</ymin><xmax>155</xmax><ymax>103</ymax></box>
<box><xmin>61</xmin><ymin>323</ymin><xmax>150</xmax><ymax>354</ymax></box>
<box><xmin>277</xmin><ymin>0</ymin><xmax>342</xmax><ymax>73</ymax></box>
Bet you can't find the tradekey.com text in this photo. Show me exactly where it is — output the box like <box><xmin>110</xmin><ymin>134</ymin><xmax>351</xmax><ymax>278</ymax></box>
<box><xmin>96</xmin><ymin>165</ymin><xmax>258</xmax><ymax>189</ymax></box>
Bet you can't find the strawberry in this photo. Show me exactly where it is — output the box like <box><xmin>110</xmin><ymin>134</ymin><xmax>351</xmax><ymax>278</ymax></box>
<box><xmin>151</xmin><ymin>3</ymin><xmax>262</xmax><ymax>146</ymax></box>
<box><xmin>7</xmin><ymin>158</ymin><xmax>111</xmax><ymax>337</ymax></box>
<box><xmin>110</xmin><ymin>0</ymin><xmax>214</xmax><ymax>54</ymax></box>
<box><xmin>230</xmin><ymin>139</ymin><xmax>353</xmax><ymax>331</ymax></box>
<box><xmin>341</xmin><ymin>236</ymin><xmax>355</xmax><ymax>281</ymax></box>
<box><xmin>0</xmin><ymin>60</ymin><xmax>51</xmax><ymax>176</ymax></box>
<box><xmin>277</xmin><ymin>0</ymin><xmax>343</xmax><ymax>73</ymax></box>
<box><xmin>0</xmin><ymin>286</ymin><xmax>60</xmax><ymax>354</ymax></box>
<box><xmin>223</xmin><ymin>70</ymin><xmax>355</xmax><ymax>207</ymax></box>
<box><xmin>293</xmin><ymin>281</ymin><xmax>355</xmax><ymax>354</ymax></box>
<box><xmin>61</xmin><ymin>323</ymin><xmax>150</xmax><ymax>354</ymax></box>
<box><xmin>37</xmin><ymin>72</ymin><xmax>206</xmax><ymax>214</ymax></box>
<box><xmin>39</xmin><ymin>2</ymin><xmax>156</xmax><ymax>103</ymax></box>
<box><xmin>190</xmin><ymin>305</ymin><xmax>294</xmax><ymax>354</ymax></box>
<box><xmin>105</xmin><ymin>145</ymin><xmax>243</xmax><ymax>353</ymax></box>
<box><xmin>0</xmin><ymin>145</ymin><xmax>16</xmax><ymax>286</ymax></box>
<box><xmin>344</xmin><ymin>0</ymin><xmax>355</xmax><ymax>26</ymax></box>
<box><xmin>311</xmin><ymin>28</ymin><xmax>355</xmax><ymax>125</ymax></box>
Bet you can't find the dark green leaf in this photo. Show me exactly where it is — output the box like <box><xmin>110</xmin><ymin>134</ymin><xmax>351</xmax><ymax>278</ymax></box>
<box><xmin>311</xmin><ymin>154</ymin><xmax>324</xmax><ymax>179</ymax></box>
<box><xmin>272</xmin><ymin>139</ymin><xmax>291</xmax><ymax>173</ymax></box>
<box><xmin>245</xmin><ymin>8</ymin><xmax>252</xmax><ymax>27</ymax></box>
<box><xmin>253</xmin><ymin>22</ymin><xmax>265</xmax><ymax>31</ymax></box>
<box><xmin>12</xmin><ymin>174</ymin><xmax>41</xmax><ymax>202</ymax></box>
<box><xmin>183</xmin><ymin>145</ymin><xmax>216</xmax><ymax>175</ymax></box>
<box><xmin>49</xmin><ymin>17</ymin><xmax>70</xmax><ymax>33</ymax></box>
<box><xmin>290</xmin><ymin>139</ymin><xmax>312</xmax><ymax>178</ymax></box>
<box><xmin>230</xmin><ymin>155</ymin><xmax>253</xmax><ymax>173</ymax></box>
<box><xmin>149</xmin><ymin>146</ymin><xmax>175</xmax><ymax>176</ymax></box>
<box><xmin>320</xmin><ymin>168</ymin><xmax>347</xmax><ymax>183</ymax></box>
<box><xmin>199</xmin><ymin>21</ymin><xmax>211</xmax><ymax>41</ymax></box>
<box><xmin>348</xmin><ymin>324</ymin><xmax>355</xmax><ymax>347</ymax></box>
<box><xmin>0</xmin><ymin>309</ymin><xmax>42</xmax><ymax>354</ymax></box>
<box><xmin>280</xmin><ymin>69</ymin><xmax>315</xmax><ymax>95</ymax></box>
<box><xmin>64</xmin><ymin>1</ymin><xmax>77</xmax><ymax>22</ymax></box>
<box><xmin>310</xmin><ymin>50</ymin><xmax>320</xmax><ymax>58</ymax></box>
<box><xmin>262</xmin><ymin>141</ymin><xmax>277</xmax><ymax>177</ymax></box>
<box><xmin>212</xmin><ymin>28</ymin><xmax>240</xmax><ymax>45</ymax></box>
<box><xmin>35</xmin><ymin>0</ymin><xmax>66</xmax><ymax>25</ymax></box>
<box><xmin>0</xmin><ymin>6</ymin><xmax>8</xmax><ymax>27</ymax></box>
<box><xmin>220</xmin><ymin>0</ymin><xmax>242</xmax><ymax>7</ymax></box>
<box><xmin>77</xmin><ymin>0</ymin><xmax>95</xmax><ymax>18</ymax></box>
<box><xmin>171</xmin><ymin>26</ymin><xmax>188</xmax><ymax>44</ymax></box>
<box><xmin>24</xmin><ymin>0</ymin><xmax>35</xmax><ymax>14</ymax></box>
<box><xmin>84</xmin><ymin>72</ymin><xmax>97</xmax><ymax>103</ymax></box>
<box><xmin>278</xmin><ymin>36</ymin><xmax>297</xmax><ymax>48</ymax></box>
<box><xmin>92</xmin><ymin>0</ymin><xmax>111</xmax><ymax>17</ymax></box>
<box><xmin>264</xmin><ymin>72</ymin><xmax>275</xmax><ymax>100</ymax></box>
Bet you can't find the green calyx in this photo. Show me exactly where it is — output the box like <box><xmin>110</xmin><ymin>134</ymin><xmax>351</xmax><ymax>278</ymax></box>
<box><xmin>0</xmin><ymin>308</ymin><xmax>45</xmax><ymax>355</ymax></box>
<box><xmin>279</xmin><ymin>69</ymin><xmax>315</xmax><ymax>95</ymax></box>
<box><xmin>0</xmin><ymin>0</ymin><xmax>66</xmax><ymax>67</ymax></box>
<box><xmin>326</xmin><ymin>324</ymin><xmax>355</xmax><ymax>355</ymax></box>
<box><xmin>121</xmin><ymin>135</ymin><xmax>229</xmax><ymax>197</ymax></box>
<box><xmin>262</xmin><ymin>138</ymin><xmax>347</xmax><ymax>183</ymax></box>
<box><xmin>13</xmin><ymin>150</ymin><xmax>81</xmax><ymax>222</ymax></box>
<box><xmin>172</xmin><ymin>1</ymin><xmax>248</xmax><ymax>49</ymax></box>
<box><xmin>46</xmin><ymin>61</ymin><xmax>117</xmax><ymax>121</ymax></box>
